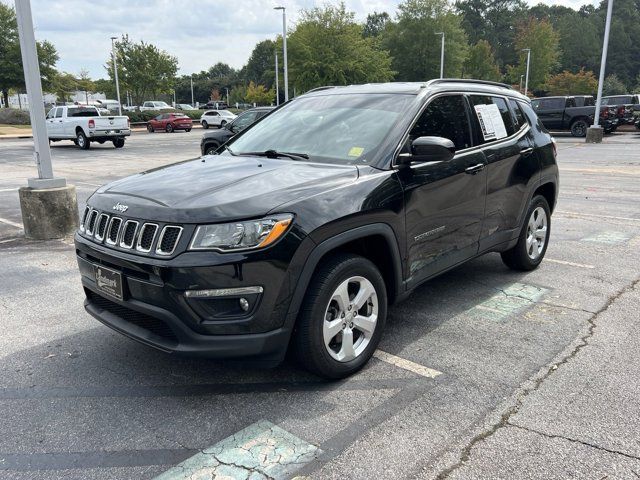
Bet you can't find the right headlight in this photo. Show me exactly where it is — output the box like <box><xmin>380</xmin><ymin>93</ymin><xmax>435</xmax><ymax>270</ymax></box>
<box><xmin>189</xmin><ymin>214</ymin><xmax>293</xmax><ymax>252</ymax></box>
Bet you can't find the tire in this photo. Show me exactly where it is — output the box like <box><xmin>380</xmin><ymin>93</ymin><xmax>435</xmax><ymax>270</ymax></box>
<box><xmin>570</xmin><ymin>120</ymin><xmax>588</xmax><ymax>137</ymax></box>
<box><xmin>291</xmin><ymin>254</ymin><xmax>387</xmax><ymax>379</ymax></box>
<box><xmin>205</xmin><ymin>144</ymin><xmax>219</xmax><ymax>155</ymax></box>
<box><xmin>76</xmin><ymin>130</ymin><xmax>90</xmax><ymax>150</ymax></box>
<box><xmin>501</xmin><ymin>195</ymin><xmax>551</xmax><ymax>271</ymax></box>
<box><xmin>147</xmin><ymin>124</ymin><xmax>154</xmax><ymax>133</ymax></box>
<box><xmin>113</xmin><ymin>138</ymin><xmax>125</xmax><ymax>149</ymax></box>
<box><xmin>219</xmin><ymin>120</ymin><xmax>227</xmax><ymax>128</ymax></box>
<box><xmin>186</xmin><ymin>128</ymin><xmax>192</xmax><ymax>132</ymax></box>
<box><xmin>202</xmin><ymin>120</ymin><xmax>209</xmax><ymax>129</ymax></box>
<box><xmin>166</xmin><ymin>123</ymin><xmax>174</xmax><ymax>133</ymax></box>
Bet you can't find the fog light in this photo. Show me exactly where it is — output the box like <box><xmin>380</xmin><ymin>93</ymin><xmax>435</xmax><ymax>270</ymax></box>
<box><xmin>239</xmin><ymin>297</ymin><xmax>250</xmax><ymax>312</ymax></box>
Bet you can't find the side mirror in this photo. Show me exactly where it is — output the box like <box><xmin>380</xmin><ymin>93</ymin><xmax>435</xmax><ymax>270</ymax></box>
<box><xmin>398</xmin><ymin>136</ymin><xmax>455</xmax><ymax>165</ymax></box>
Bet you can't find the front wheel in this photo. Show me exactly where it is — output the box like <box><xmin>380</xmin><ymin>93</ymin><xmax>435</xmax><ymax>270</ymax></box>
<box><xmin>147</xmin><ymin>124</ymin><xmax>154</xmax><ymax>133</ymax></box>
<box><xmin>113</xmin><ymin>138</ymin><xmax>125</xmax><ymax>149</ymax></box>
<box><xmin>291</xmin><ymin>254</ymin><xmax>387</xmax><ymax>379</ymax></box>
<box><xmin>501</xmin><ymin>195</ymin><xmax>551</xmax><ymax>271</ymax></box>
<box><xmin>205</xmin><ymin>144</ymin><xmax>219</xmax><ymax>155</ymax></box>
<box><xmin>570</xmin><ymin>120</ymin><xmax>588</xmax><ymax>137</ymax></box>
<box><xmin>76</xmin><ymin>130</ymin><xmax>90</xmax><ymax>150</ymax></box>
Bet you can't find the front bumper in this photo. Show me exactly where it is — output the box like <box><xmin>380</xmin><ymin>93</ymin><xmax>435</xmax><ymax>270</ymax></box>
<box><xmin>75</xmin><ymin>230</ymin><xmax>305</xmax><ymax>360</ymax></box>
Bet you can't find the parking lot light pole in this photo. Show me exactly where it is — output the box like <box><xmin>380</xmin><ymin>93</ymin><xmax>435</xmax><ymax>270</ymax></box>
<box><xmin>522</xmin><ymin>48</ymin><xmax>531</xmax><ymax>96</ymax></box>
<box><xmin>275</xmin><ymin>51</ymin><xmax>279</xmax><ymax>106</ymax></box>
<box><xmin>111</xmin><ymin>37</ymin><xmax>122</xmax><ymax>115</ymax></box>
<box><xmin>520</xmin><ymin>75</ymin><xmax>524</xmax><ymax>93</ymax></box>
<box><xmin>274</xmin><ymin>7</ymin><xmax>288</xmax><ymax>102</ymax></box>
<box><xmin>190</xmin><ymin>76</ymin><xmax>194</xmax><ymax>107</ymax></box>
<box><xmin>14</xmin><ymin>0</ymin><xmax>78</xmax><ymax>239</ymax></box>
<box><xmin>435</xmin><ymin>32</ymin><xmax>444</xmax><ymax>79</ymax></box>
<box><xmin>588</xmin><ymin>0</ymin><xmax>614</xmax><ymax>144</ymax></box>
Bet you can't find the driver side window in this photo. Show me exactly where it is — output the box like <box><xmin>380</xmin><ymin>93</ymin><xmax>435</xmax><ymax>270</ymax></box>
<box><xmin>409</xmin><ymin>95</ymin><xmax>472</xmax><ymax>150</ymax></box>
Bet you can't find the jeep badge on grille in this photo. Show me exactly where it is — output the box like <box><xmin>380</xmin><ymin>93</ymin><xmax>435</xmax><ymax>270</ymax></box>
<box><xmin>112</xmin><ymin>202</ymin><xmax>129</xmax><ymax>213</ymax></box>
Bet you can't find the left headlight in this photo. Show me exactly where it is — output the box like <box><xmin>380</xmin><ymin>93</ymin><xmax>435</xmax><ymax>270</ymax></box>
<box><xmin>189</xmin><ymin>214</ymin><xmax>293</xmax><ymax>251</ymax></box>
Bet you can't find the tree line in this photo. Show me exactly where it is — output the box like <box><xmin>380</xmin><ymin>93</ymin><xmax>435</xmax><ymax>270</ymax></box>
<box><xmin>2</xmin><ymin>0</ymin><xmax>640</xmax><ymax>109</ymax></box>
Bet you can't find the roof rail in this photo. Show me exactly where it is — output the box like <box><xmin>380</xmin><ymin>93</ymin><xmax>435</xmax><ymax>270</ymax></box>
<box><xmin>427</xmin><ymin>78</ymin><xmax>513</xmax><ymax>90</ymax></box>
<box><xmin>305</xmin><ymin>86</ymin><xmax>341</xmax><ymax>93</ymax></box>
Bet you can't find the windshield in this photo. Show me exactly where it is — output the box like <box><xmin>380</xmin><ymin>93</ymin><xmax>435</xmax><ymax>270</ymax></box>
<box><xmin>227</xmin><ymin>93</ymin><xmax>413</xmax><ymax>165</ymax></box>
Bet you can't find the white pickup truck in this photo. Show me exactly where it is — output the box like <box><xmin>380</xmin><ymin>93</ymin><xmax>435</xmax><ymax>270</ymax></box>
<box><xmin>45</xmin><ymin>105</ymin><xmax>131</xmax><ymax>149</ymax></box>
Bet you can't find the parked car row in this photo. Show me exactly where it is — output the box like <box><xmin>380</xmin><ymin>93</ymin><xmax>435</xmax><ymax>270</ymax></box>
<box><xmin>532</xmin><ymin>94</ymin><xmax>640</xmax><ymax>137</ymax></box>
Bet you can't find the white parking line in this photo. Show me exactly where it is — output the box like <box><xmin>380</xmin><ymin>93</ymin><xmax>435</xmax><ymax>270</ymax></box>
<box><xmin>374</xmin><ymin>350</ymin><xmax>442</xmax><ymax>378</ymax></box>
<box><xmin>0</xmin><ymin>188</ymin><xmax>17</xmax><ymax>193</ymax></box>
<box><xmin>0</xmin><ymin>217</ymin><xmax>23</xmax><ymax>229</ymax></box>
<box><xmin>557</xmin><ymin>210</ymin><xmax>640</xmax><ymax>223</ymax></box>
<box><xmin>545</xmin><ymin>258</ymin><xmax>595</xmax><ymax>269</ymax></box>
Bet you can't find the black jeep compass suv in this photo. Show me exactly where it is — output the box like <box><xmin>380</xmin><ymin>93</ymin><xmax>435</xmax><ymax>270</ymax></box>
<box><xmin>75</xmin><ymin>79</ymin><xmax>558</xmax><ymax>378</ymax></box>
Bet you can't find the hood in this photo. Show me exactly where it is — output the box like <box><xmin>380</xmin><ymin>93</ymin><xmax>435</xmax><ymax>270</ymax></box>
<box><xmin>90</xmin><ymin>155</ymin><xmax>359</xmax><ymax>223</ymax></box>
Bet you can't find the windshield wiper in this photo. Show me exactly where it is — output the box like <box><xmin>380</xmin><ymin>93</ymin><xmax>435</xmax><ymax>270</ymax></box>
<box><xmin>223</xmin><ymin>145</ymin><xmax>236</xmax><ymax>156</ymax></box>
<box><xmin>237</xmin><ymin>149</ymin><xmax>309</xmax><ymax>161</ymax></box>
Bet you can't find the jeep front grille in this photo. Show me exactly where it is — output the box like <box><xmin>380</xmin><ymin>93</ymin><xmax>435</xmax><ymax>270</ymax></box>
<box><xmin>80</xmin><ymin>209</ymin><xmax>183</xmax><ymax>257</ymax></box>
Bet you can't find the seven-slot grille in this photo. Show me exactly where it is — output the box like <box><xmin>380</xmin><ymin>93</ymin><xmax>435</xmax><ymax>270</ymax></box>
<box><xmin>80</xmin><ymin>208</ymin><xmax>182</xmax><ymax>256</ymax></box>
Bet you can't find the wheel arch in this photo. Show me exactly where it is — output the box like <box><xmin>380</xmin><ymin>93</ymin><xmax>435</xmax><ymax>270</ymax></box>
<box><xmin>284</xmin><ymin>224</ymin><xmax>403</xmax><ymax>330</ymax></box>
<box><xmin>533</xmin><ymin>182</ymin><xmax>557</xmax><ymax>213</ymax></box>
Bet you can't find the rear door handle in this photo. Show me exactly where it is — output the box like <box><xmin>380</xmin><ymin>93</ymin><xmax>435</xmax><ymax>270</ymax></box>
<box><xmin>465</xmin><ymin>163</ymin><xmax>485</xmax><ymax>175</ymax></box>
<box><xmin>520</xmin><ymin>147</ymin><xmax>534</xmax><ymax>156</ymax></box>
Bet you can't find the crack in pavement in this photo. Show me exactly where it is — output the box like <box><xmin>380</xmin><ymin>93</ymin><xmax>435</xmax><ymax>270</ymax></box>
<box><xmin>434</xmin><ymin>277</ymin><xmax>640</xmax><ymax>479</ymax></box>
<box><xmin>507</xmin><ymin>423</ymin><xmax>640</xmax><ymax>462</ymax></box>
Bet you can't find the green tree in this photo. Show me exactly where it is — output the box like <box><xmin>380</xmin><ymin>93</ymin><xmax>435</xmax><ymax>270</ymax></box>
<box><xmin>288</xmin><ymin>3</ymin><xmax>394</xmax><ymax>92</ymax></box>
<box><xmin>76</xmin><ymin>69</ymin><xmax>95</xmax><ymax>104</ymax></box>
<box><xmin>545</xmin><ymin>69</ymin><xmax>598</xmax><ymax>95</ymax></box>
<box><xmin>93</xmin><ymin>78</ymin><xmax>117</xmax><ymax>99</ymax></box>
<box><xmin>383</xmin><ymin>0</ymin><xmax>468</xmax><ymax>81</ymax></box>
<box><xmin>0</xmin><ymin>3</ymin><xmax>58</xmax><ymax>108</ymax></box>
<box><xmin>51</xmin><ymin>72</ymin><xmax>78</xmax><ymax>103</ymax></box>
<box><xmin>463</xmin><ymin>40</ymin><xmax>501</xmax><ymax>81</ymax></box>
<box><xmin>229</xmin><ymin>84</ymin><xmax>248</xmax><ymax>106</ymax></box>
<box><xmin>507</xmin><ymin>18</ymin><xmax>560</xmax><ymax>92</ymax></box>
<box><xmin>244</xmin><ymin>81</ymin><xmax>274</xmax><ymax>105</ymax></box>
<box><xmin>363</xmin><ymin>11</ymin><xmax>391</xmax><ymax>38</ymax></box>
<box><xmin>602</xmin><ymin>74</ymin><xmax>627</xmax><ymax>96</ymax></box>
<box><xmin>242</xmin><ymin>40</ymin><xmax>277</xmax><ymax>88</ymax></box>
<box><xmin>106</xmin><ymin>35</ymin><xmax>178</xmax><ymax>105</ymax></box>
<box><xmin>455</xmin><ymin>0</ymin><xmax>527</xmax><ymax>68</ymax></box>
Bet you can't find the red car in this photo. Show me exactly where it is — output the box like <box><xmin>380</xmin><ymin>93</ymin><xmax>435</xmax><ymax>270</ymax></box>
<box><xmin>147</xmin><ymin>113</ymin><xmax>193</xmax><ymax>133</ymax></box>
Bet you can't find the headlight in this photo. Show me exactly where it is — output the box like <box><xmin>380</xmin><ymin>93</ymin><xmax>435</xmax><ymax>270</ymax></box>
<box><xmin>189</xmin><ymin>214</ymin><xmax>293</xmax><ymax>251</ymax></box>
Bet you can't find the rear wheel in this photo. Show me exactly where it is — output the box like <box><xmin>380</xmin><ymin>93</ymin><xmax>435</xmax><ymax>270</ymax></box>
<box><xmin>501</xmin><ymin>195</ymin><xmax>551</xmax><ymax>271</ymax></box>
<box><xmin>570</xmin><ymin>120</ymin><xmax>588</xmax><ymax>137</ymax></box>
<box><xmin>166</xmin><ymin>123</ymin><xmax>174</xmax><ymax>133</ymax></box>
<box><xmin>202</xmin><ymin>120</ymin><xmax>209</xmax><ymax>129</ymax></box>
<box><xmin>292</xmin><ymin>254</ymin><xmax>387</xmax><ymax>379</ymax></box>
<box><xmin>147</xmin><ymin>124</ymin><xmax>154</xmax><ymax>133</ymax></box>
<box><xmin>186</xmin><ymin>128</ymin><xmax>192</xmax><ymax>132</ymax></box>
<box><xmin>219</xmin><ymin>120</ymin><xmax>227</xmax><ymax>128</ymax></box>
<box><xmin>76</xmin><ymin>130</ymin><xmax>90</xmax><ymax>150</ymax></box>
<box><xmin>113</xmin><ymin>138</ymin><xmax>125</xmax><ymax>149</ymax></box>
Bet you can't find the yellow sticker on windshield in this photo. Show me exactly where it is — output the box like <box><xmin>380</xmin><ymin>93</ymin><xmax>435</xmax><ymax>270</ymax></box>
<box><xmin>348</xmin><ymin>147</ymin><xmax>364</xmax><ymax>157</ymax></box>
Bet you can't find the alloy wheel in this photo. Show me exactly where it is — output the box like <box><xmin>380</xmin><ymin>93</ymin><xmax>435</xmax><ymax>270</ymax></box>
<box><xmin>526</xmin><ymin>206</ymin><xmax>548</xmax><ymax>260</ymax></box>
<box><xmin>323</xmin><ymin>276</ymin><xmax>378</xmax><ymax>362</ymax></box>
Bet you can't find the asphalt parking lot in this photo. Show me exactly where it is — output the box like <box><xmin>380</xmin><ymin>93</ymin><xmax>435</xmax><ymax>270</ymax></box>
<box><xmin>1</xmin><ymin>129</ymin><xmax>640</xmax><ymax>479</ymax></box>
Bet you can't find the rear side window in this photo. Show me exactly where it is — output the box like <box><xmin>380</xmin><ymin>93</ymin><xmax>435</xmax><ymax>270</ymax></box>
<box><xmin>68</xmin><ymin>107</ymin><xmax>97</xmax><ymax>117</ymax></box>
<box><xmin>469</xmin><ymin>95</ymin><xmax>516</xmax><ymax>142</ymax></box>
<box><xmin>565</xmin><ymin>98</ymin><xmax>576</xmax><ymax>108</ymax></box>
<box><xmin>409</xmin><ymin>95</ymin><xmax>472</xmax><ymax>150</ymax></box>
<box><xmin>509</xmin><ymin>99</ymin><xmax>528</xmax><ymax>130</ymax></box>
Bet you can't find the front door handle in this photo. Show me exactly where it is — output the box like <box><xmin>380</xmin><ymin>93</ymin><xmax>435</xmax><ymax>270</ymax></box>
<box><xmin>465</xmin><ymin>163</ymin><xmax>485</xmax><ymax>175</ymax></box>
<box><xmin>520</xmin><ymin>147</ymin><xmax>534</xmax><ymax>156</ymax></box>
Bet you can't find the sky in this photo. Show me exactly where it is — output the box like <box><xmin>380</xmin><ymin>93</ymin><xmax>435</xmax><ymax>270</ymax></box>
<box><xmin>3</xmin><ymin>0</ymin><xmax>600</xmax><ymax>79</ymax></box>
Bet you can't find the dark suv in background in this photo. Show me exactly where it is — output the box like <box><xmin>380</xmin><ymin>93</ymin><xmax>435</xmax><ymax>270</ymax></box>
<box><xmin>200</xmin><ymin>107</ymin><xmax>273</xmax><ymax>155</ymax></box>
<box><xmin>75</xmin><ymin>79</ymin><xmax>558</xmax><ymax>378</ymax></box>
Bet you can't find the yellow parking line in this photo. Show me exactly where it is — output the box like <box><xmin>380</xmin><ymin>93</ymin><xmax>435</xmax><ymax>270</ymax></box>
<box><xmin>374</xmin><ymin>350</ymin><xmax>442</xmax><ymax>378</ymax></box>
